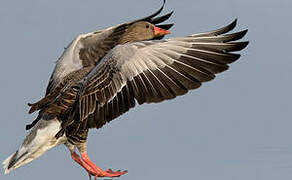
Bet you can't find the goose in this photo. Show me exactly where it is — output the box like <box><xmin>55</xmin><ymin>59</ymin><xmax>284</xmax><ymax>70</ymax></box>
<box><xmin>3</xmin><ymin>0</ymin><xmax>248</xmax><ymax>179</ymax></box>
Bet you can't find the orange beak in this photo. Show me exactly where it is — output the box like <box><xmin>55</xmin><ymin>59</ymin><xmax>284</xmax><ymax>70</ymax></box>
<box><xmin>154</xmin><ymin>26</ymin><xmax>171</xmax><ymax>37</ymax></box>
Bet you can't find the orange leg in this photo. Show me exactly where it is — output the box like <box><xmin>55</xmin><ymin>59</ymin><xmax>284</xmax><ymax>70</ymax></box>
<box><xmin>71</xmin><ymin>152</ymin><xmax>95</xmax><ymax>179</ymax></box>
<box><xmin>81</xmin><ymin>152</ymin><xmax>127</xmax><ymax>179</ymax></box>
<box><xmin>71</xmin><ymin>152</ymin><xmax>127</xmax><ymax>180</ymax></box>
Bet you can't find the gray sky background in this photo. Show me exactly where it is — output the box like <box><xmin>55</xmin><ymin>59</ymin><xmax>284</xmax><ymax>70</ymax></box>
<box><xmin>1</xmin><ymin>0</ymin><xmax>291</xmax><ymax>180</ymax></box>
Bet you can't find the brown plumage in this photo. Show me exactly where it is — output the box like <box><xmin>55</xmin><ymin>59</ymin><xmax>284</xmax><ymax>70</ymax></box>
<box><xmin>27</xmin><ymin>20</ymin><xmax>172</xmax><ymax>141</ymax></box>
<box><xmin>3</xmin><ymin>0</ymin><xmax>248</xmax><ymax>178</ymax></box>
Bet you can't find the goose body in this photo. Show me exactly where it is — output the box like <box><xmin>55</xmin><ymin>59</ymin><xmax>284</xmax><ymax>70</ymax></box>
<box><xmin>3</xmin><ymin>0</ymin><xmax>248</xmax><ymax>179</ymax></box>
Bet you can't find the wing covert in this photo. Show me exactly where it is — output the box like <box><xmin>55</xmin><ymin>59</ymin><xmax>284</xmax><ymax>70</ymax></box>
<box><xmin>75</xmin><ymin>20</ymin><xmax>248</xmax><ymax>129</ymax></box>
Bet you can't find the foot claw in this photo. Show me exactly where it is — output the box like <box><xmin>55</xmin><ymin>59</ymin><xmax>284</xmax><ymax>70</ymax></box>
<box><xmin>78</xmin><ymin>153</ymin><xmax>127</xmax><ymax>178</ymax></box>
<box><xmin>106</xmin><ymin>168</ymin><xmax>114</xmax><ymax>173</ymax></box>
<box><xmin>86</xmin><ymin>168</ymin><xmax>127</xmax><ymax>179</ymax></box>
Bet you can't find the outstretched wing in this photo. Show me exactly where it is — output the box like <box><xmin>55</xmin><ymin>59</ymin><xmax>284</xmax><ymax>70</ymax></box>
<box><xmin>26</xmin><ymin>0</ymin><xmax>173</xmax><ymax>131</ymax></box>
<box><xmin>45</xmin><ymin>0</ymin><xmax>173</xmax><ymax>95</ymax></box>
<box><xmin>73</xmin><ymin>20</ymin><xmax>248</xmax><ymax>129</ymax></box>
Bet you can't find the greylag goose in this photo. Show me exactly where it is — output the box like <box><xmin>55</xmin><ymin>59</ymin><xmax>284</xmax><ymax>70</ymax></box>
<box><xmin>3</xmin><ymin>0</ymin><xmax>248</xmax><ymax>179</ymax></box>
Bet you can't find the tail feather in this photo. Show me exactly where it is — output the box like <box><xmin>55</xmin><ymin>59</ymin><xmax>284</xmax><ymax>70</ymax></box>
<box><xmin>3</xmin><ymin>152</ymin><xmax>16</xmax><ymax>174</ymax></box>
<box><xmin>2</xmin><ymin>118</ymin><xmax>66</xmax><ymax>174</ymax></box>
<box><xmin>3</xmin><ymin>149</ymin><xmax>30</xmax><ymax>174</ymax></box>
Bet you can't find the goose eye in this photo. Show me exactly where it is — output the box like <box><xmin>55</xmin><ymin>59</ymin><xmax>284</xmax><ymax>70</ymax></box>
<box><xmin>146</xmin><ymin>24</ymin><xmax>150</xmax><ymax>29</ymax></box>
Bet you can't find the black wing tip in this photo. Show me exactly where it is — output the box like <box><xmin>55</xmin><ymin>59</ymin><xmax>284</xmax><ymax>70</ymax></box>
<box><xmin>228</xmin><ymin>19</ymin><xmax>250</xmax><ymax>35</ymax></box>
<box><xmin>163</xmin><ymin>10</ymin><xmax>174</xmax><ymax>19</ymax></box>
<box><xmin>135</xmin><ymin>0</ymin><xmax>173</xmax><ymax>24</ymax></box>
<box><xmin>157</xmin><ymin>0</ymin><xmax>166</xmax><ymax>15</ymax></box>
<box><xmin>219</xmin><ymin>19</ymin><xmax>237</xmax><ymax>34</ymax></box>
<box><xmin>226</xmin><ymin>18</ymin><xmax>237</xmax><ymax>31</ymax></box>
<box><xmin>222</xmin><ymin>29</ymin><xmax>248</xmax><ymax>43</ymax></box>
<box><xmin>147</xmin><ymin>0</ymin><xmax>166</xmax><ymax>20</ymax></box>
<box><xmin>239</xmin><ymin>29</ymin><xmax>249</xmax><ymax>40</ymax></box>
<box><xmin>241</xmin><ymin>29</ymin><xmax>248</xmax><ymax>35</ymax></box>
<box><xmin>231</xmin><ymin>18</ymin><xmax>238</xmax><ymax>27</ymax></box>
<box><xmin>157</xmin><ymin>23</ymin><xmax>174</xmax><ymax>30</ymax></box>
<box><xmin>25</xmin><ymin>124</ymin><xmax>32</xmax><ymax>130</ymax></box>
<box><xmin>153</xmin><ymin>0</ymin><xmax>166</xmax><ymax>17</ymax></box>
<box><xmin>232</xmin><ymin>54</ymin><xmax>241</xmax><ymax>62</ymax></box>
<box><xmin>151</xmin><ymin>10</ymin><xmax>174</xmax><ymax>25</ymax></box>
<box><xmin>241</xmin><ymin>41</ymin><xmax>249</xmax><ymax>49</ymax></box>
<box><xmin>223</xmin><ymin>18</ymin><xmax>237</xmax><ymax>33</ymax></box>
<box><xmin>215</xmin><ymin>18</ymin><xmax>249</xmax><ymax>36</ymax></box>
<box><xmin>229</xmin><ymin>41</ymin><xmax>249</xmax><ymax>52</ymax></box>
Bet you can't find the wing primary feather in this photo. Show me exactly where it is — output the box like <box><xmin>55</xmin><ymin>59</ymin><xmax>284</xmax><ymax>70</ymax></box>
<box><xmin>162</xmin><ymin>64</ymin><xmax>201</xmax><ymax>90</ymax></box>
<box><xmin>124</xmin><ymin>82</ymin><xmax>135</xmax><ymax>109</ymax></box>
<box><xmin>151</xmin><ymin>68</ymin><xmax>179</xmax><ymax>98</ymax></box>
<box><xmin>132</xmin><ymin>76</ymin><xmax>147</xmax><ymax>104</ymax></box>
<box><xmin>133</xmin><ymin>0</ymin><xmax>165</xmax><ymax>22</ymax></box>
<box><xmin>109</xmin><ymin>98</ymin><xmax>115</xmax><ymax>119</ymax></box>
<box><xmin>151</xmin><ymin>11</ymin><xmax>174</xmax><ymax>24</ymax></box>
<box><xmin>144</xmin><ymin>69</ymin><xmax>165</xmax><ymax>101</ymax></box>
<box><xmin>117</xmin><ymin>91</ymin><xmax>125</xmax><ymax>112</ymax></box>
<box><xmin>221</xmin><ymin>29</ymin><xmax>248</xmax><ymax>42</ymax></box>
<box><xmin>184</xmin><ymin>48</ymin><xmax>241</xmax><ymax>64</ymax></box>
<box><xmin>140</xmin><ymin>72</ymin><xmax>157</xmax><ymax>101</ymax></box>
<box><xmin>167</xmin><ymin>46</ymin><xmax>229</xmax><ymax>74</ymax></box>
<box><xmin>104</xmin><ymin>101</ymin><xmax>110</xmax><ymax>120</ymax></box>
<box><xmin>191</xmin><ymin>19</ymin><xmax>237</xmax><ymax>37</ymax></box>
<box><xmin>121</xmin><ymin>86</ymin><xmax>129</xmax><ymax>110</ymax></box>
<box><xmin>111</xmin><ymin>78</ymin><xmax>119</xmax><ymax>93</ymax></box>
<box><xmin>129</xmin><ymin>79</ymin><xmax>141</xmax><ymax>103</ymax></box>
<box><xmin>156</xmin><ymin>23</ymin><xmax>174</xmax><ymax>30</ymax></box>
<box><xmin>107</xmin><ymin>84</ymin><xmax>115</xmax><ymax>100</ymax></box>
<box><xmin>145</xmin><ymin>70</ymin><xmax>175</xmax><ymax>102</ymax></box>
<box><xmin>186</xmin><ymin>29</ymin><xmax>248</xmax><ymax>43</ymax></box>
<box><xmin>179</xmin><ymin>54</ymin><xmax>229</xmax><ymax>74</ymax></box>
<box><xmin>113</xmin><ymin>96</ymin><xmax>119</xmax><ymax>118</ymax></box>
<box><xmin>160</xmin><ymin>49</ymin><xmax>214</xmax><ymax>77</ymax></box>
<box><xmin>191</xmin><ymin>41</ymin><xmax>249</xmax><ymax>52</ymax></box>
<box><xmin>136</xmin><ymin>74</ymin><xmax>150</xmax><ymax>104</ymax></box>
<box><xmin>127</xmin><ymin>82</ymin><xmax>136</xmax><ymax>108</ymax></box>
